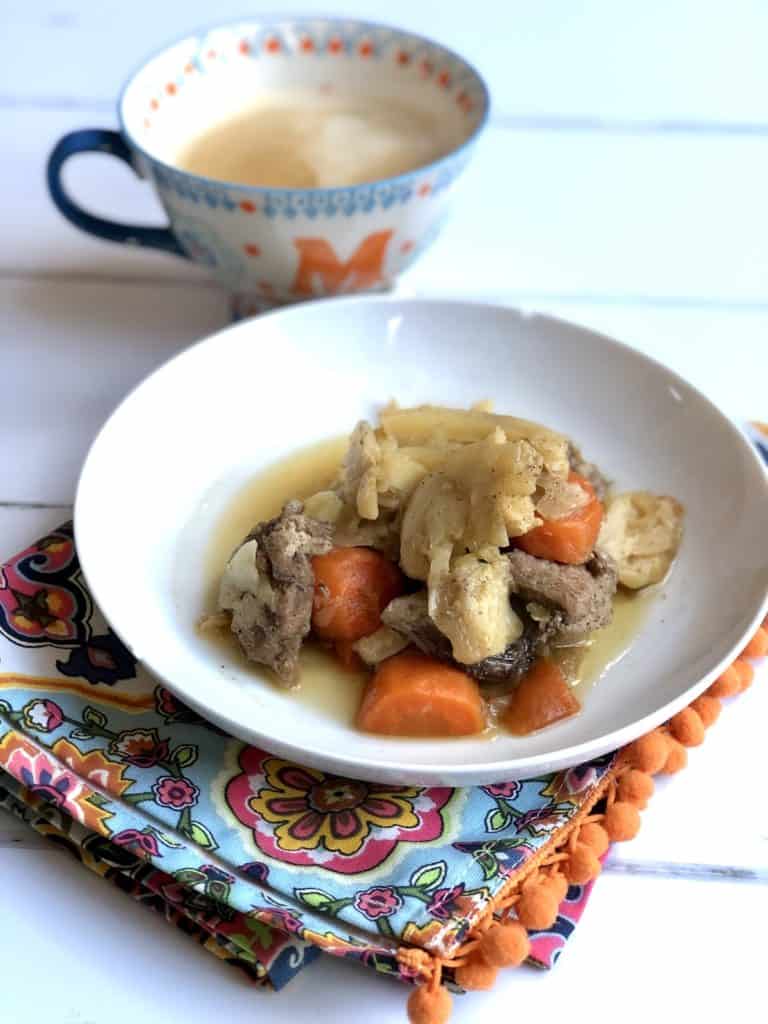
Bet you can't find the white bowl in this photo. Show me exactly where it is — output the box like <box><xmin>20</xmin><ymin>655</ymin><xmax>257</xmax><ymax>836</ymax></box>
<box><xmin>75</xmin><ymin>297</ymin><xmax>768</xmax><ymax>785</ymax></box>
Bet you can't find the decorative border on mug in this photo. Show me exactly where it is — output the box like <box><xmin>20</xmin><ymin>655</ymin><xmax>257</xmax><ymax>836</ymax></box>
<box><xmin>149</xmin><ymin>150</ymin><xmax>473</xmax><ymax>219</ymax></box>
<box><xmin>140</xmin><ymin>20</ymin><xmax>485</xmax><ymax>131</ymax></box>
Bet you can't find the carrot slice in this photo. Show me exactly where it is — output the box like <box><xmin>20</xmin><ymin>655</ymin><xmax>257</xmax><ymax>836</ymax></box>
<box><xmin>502</xmin><ymin>658</ymin><xmax>580</xmax><ymax>735</ymax></box>
<box><xmin>356</xmin><ymin>651</ymin><xmax>486</xmax><ymax>737</ymax></box>
<box><xmin>312</xmin><ymin>547</ymin><xmax>404</xmax><ymax>641</ymax></box>
<box><xmin>517</xmin><ymin>473</ymin><xmax>603</xmax><ymax>565</ymax></box>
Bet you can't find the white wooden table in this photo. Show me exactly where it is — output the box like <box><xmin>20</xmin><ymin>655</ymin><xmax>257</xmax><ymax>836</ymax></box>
<box><xmin>2</xmin><ymin>3</ymin><xmax>767</xmax><ymax>1021</ymax></box>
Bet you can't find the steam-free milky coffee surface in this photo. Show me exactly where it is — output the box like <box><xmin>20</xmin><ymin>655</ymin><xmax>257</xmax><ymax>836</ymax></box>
<box><xmin>175</xmin><ymin>90</ymin><xmax>462</xmax><ymax>188</ymax></box>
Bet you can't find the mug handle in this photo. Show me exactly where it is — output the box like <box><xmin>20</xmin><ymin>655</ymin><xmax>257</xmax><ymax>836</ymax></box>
<box><xmin>47</xmin><ymin>129</ymin><xmax>188</xmax><ymax>258</ymax></box>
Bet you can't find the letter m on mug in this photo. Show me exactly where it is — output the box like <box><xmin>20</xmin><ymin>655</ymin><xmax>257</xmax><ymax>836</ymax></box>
<box><xmin>292</xmin><ymin>230</ymin><xmax>393</xmax><ymax>296</ymax></box>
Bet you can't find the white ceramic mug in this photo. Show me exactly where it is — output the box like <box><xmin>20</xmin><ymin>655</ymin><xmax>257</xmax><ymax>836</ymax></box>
<box><xmin>48</xmin><ymin>17</ymin><xmax>489</xmax><ymax>313</ymax></box>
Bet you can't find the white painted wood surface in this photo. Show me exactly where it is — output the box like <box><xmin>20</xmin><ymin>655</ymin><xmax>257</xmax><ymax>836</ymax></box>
<box><xmin>1</xmin><ymin>3</ymin><xmax>766</xmax><ymax>1021</ymax></box>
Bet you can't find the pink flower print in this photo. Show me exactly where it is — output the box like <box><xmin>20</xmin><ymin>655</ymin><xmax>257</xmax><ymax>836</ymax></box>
<box><xmin>152</xmin><ymin>775</ymin><xmax>199</xmax><ymax>809</ymax></box>
<box><xmin>426</xmin><ymin>884</ymin><xmax>465</xmax><ymax>920</ymax></box>
<box><xmin>112</xmin><ymin>829</ymin><xmax>161</xmax><ymax>858</ymax></box>
<box><xmin>482</xmin><ymin>781</ymin><xmax>521</xmax><ymax>799</ymax></box>
<box><xmin>353</xmin><ymin>886</ymin><xmax>403</xmax><ymax>920</ymax></box>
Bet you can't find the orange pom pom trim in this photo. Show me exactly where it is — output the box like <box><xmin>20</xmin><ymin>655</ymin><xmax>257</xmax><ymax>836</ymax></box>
<box><xmin>542</xmin><ymin>872</ymin><xmax>570</xmax><ymax>903</ymax></box>
<box><xmin>407</xmin><ymin>983</ymin><xmax>452</xmax><ymax>1024</ymax></box>
<box><xmin>565</xmin><ymin>843</ymin><xmax>602</xmax><ymax>884</ymax></box>
<box><xmin>454</xmin><ymin>957</ymin><xmax>498</xmax><ymax>991</ymax></box>
<box><xmin>669</xmin><ymin>707</ymin><xmax>705</xmax><ymax>747</ymax></box>
<box><xmin>478</xmin><ymin>921</ymin><xmax>530</xmax><ymax>968</ymax></box>
<box><xmin>603</xmin><ymin>800</ymin><xmax>641</xmax><ymax>842</ymax></box>
<box><xmin>742</xmin><ymin>626</ymin><xmax>768</xmax><ymax>659</ymax></box>
<box><xmin>624</xmin><ymin>730</ymin><xmax>669</xmax><ymax>774</ymax></box>
<box><xmin>660</xmin><ymin>736</ymin><xmax>688</xmax><ymax>774</ymax></box>
<box><xmin>707</xmin><ymin>666</ymin><xmax>741</xmax><ymax>698</ymax></box>
<box><xmin>690</xmin><ymin>694</ymin><xmax>721</xmax><ymax>727</ymax></box>
<box><xmin>733</xmin><ymin>658</ymin><xmax>754</xmax><ymax>691</ymax></box>
<box><xmin>578</xmin><ymin>821</ymin><xmax>610</xmax><ymax>856</ymax></box>
<box><xmin>617</xmin><ymin>769</ymin><xmax>654</xmax><ymax>809</ymax></box>
<box><xmin>394</xmin><ymin>633</ymin><xmax>764</xmax><ymax>1021</ymax></box>
<box><xmin>515</xmin><ymin>885</ymin><xmax>559</xmax><ymax>931</ymax></box>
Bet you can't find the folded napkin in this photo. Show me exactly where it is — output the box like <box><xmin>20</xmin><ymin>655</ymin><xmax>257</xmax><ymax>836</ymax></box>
<box><xmin>1</xmin><ymin>425</ymin><xmax>764</xmax><ymax>1019</ymax></box>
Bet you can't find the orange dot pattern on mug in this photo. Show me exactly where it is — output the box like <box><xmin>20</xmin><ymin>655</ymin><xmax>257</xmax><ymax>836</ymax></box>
<box><xmin>141</xmin><ymin>27</ymin><xmax>481</xmax><ymax>124</ymax></box>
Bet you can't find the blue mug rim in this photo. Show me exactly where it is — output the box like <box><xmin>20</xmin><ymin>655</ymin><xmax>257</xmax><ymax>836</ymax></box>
<box><xmin>116</xmin><ymin>13</ymin><xmax>491</xmax><ymax>198</ymax></box>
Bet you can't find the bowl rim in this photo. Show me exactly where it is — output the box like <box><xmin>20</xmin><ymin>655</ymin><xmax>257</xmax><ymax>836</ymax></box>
<box><xmin>116</xmin><ymin>14</ymin><xmax>491</xmax><ymax>197</ymax></box>
<box><xmin>74</xmin><ymin>295</ymin><xmax>768</xmax><ymax>784</ymax></box>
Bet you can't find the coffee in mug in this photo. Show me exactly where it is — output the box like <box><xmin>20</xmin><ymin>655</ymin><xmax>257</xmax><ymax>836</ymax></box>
<box><xmin>175</xmin><ymin>89</ymin><xmax>465</xmax><ymax>189</ymax></box>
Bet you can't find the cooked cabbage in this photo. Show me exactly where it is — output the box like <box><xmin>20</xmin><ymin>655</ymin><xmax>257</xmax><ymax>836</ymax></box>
<box><xmin>599</xmin><ymin>491</ymin><xmax>684</xmax><ymax>589</ymax></box>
